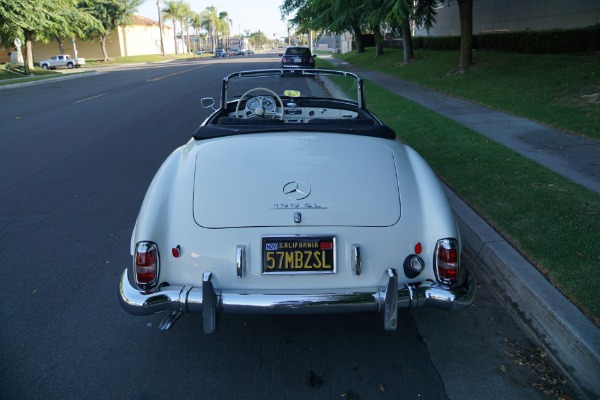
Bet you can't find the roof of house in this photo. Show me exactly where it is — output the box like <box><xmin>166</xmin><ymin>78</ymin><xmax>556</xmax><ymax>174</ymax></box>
<box><xmin>133</xmin><ymin>15</ymin><xmax>159</xmax><ymax>27</ymax></box>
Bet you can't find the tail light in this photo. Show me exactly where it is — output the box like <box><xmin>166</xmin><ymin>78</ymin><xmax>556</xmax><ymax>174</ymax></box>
<box><xmin>434</xmin><ymin>238</ymin><xmax>459</xmax><ymax>285</ymax></box>
<box><xmin>134</xmin><ymin>241</ymin><xmax>159</xmax><ymax>290</ymax></box>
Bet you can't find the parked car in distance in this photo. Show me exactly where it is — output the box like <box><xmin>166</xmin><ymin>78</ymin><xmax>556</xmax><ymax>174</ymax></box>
<box><xmin>214</xmin><ymin>49</ymin><xmax>227</xmax><ymax>57</ymax></box>
<box><xmin>39</xmin><ymin>55</ymin><xmax>85</xmax><ymax>70</ymax></box>
<box><xmin>118</xmin><ymin>68</ymin><xmax>476</xmax><ymax>335</ymax></box>
<box><xmin>241</xmin><ymin>49</ymin><xmax>255</xmax><ymax>55</ymax></box>
<box><xmin>280</xmin><ymin>46</ymin><xmax>316</xmax><ymax>69</ymax></box>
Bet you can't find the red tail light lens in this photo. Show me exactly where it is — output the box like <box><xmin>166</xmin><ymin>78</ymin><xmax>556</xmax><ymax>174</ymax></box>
<box><xmin>134</xmin><ymin>242</ymin><xmax>159</xmax><ymax>289</ymax></box>
<box><xmin>435</xmin><ymin>239</ymin><xmax>459</xmax><ymax>285</ymax></box>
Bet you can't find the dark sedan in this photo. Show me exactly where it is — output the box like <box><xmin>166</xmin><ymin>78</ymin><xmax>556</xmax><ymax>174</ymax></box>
<box><xmin>279</xmin><ymin>46</ymin><xmax>316</xmax><ymax>69</ymax></box>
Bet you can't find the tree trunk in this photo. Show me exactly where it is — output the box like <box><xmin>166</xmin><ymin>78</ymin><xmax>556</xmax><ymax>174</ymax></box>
<box><xmin>351</xmin><ymin>23</ymin><xmax>365</xmax><ymax>53</ymax></box>
<box><xmin>100</xmin><ymin>35</ymin><xmax>109</xmax><ymax>61</ymax></box>
<box><xmin>401</xmin><ymin>19</ymin><xmax>414</xmax><ymax>64</ymax></box>
<box><xmin>24</xmin><ymin>30</ymin><xmax>34</xmax><ymax>74</ymax></box>
<box><xmin>186</xmin><ymin>24</ymin><xmax>191</xmax><ymax>53</ymax></box>
<box><xmin>457</xmin><ymin>0</ymin><xmax>473</xmax><ymax>73</ymax></box>
<box><xmin>56</xmin><ymin>37</ymin><xmax>65</xmax><ymax>55</ymax></box>
<box><xmin>173</xmin><ymin>19</ymin><xmax>178</xmax><ymax>55</ymax></box>
<box><xmin>373</xmin><ymin>23</ymin><xmax>384</xmax><ymax>56</ymax></box>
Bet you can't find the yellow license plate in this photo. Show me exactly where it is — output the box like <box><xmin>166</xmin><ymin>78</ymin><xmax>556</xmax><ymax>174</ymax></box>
<box><xmin>262</xmin><ymin>236</ymin><xmax>335</xmax><ymax>274</ymax></box>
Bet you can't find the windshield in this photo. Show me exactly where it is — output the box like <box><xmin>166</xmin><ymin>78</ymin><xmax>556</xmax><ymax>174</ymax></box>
<box><xmin>223</xmin><ymin>70</ymin><xmax>364</xmax><ymax>108</ymax></box>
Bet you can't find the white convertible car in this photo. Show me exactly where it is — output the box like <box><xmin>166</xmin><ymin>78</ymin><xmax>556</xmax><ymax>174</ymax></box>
<box><xmin>118</xmin><ymin>69</ymin><xmax>475</xmax><ymax>334</ymax></box>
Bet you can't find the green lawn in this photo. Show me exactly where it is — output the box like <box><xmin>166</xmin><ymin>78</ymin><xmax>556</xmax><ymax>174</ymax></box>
<box><xmin>0</xmin><ymin>67</ymin><xmax>61</xmax><ymax>85</ymax></box>
<box><xmin>317</xmin><ymin>54</ymin><xmax>600</xmax><ymax>325</ymax></box>
<box><xmin>336</xmin><ymin>49</ymin><xmax>600</xmax><ymax>140</ymax></box>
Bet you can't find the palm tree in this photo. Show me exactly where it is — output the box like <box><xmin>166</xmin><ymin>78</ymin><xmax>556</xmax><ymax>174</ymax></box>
<box><xmin>178</xmin><ymin>2</ymin><xmax>192</xmax><ymax>53</ymax></box>
<box><xmin>201</xmin><ymin>6</ymin><xmax>219</xmax><ymax>50</ymax></box>
<box><xmin>218</xmin><ymin>11</ymin><xmax>232</xmax><ymax>49</ymax></box>
<box><xmin>190</xmin><ymin>11</ymin><xmax>203</xmax><ymax>51</ymax></box>
<box><xmin>162</xmin><ymin>0</ymin><xmax>183</xmax><ymax>54</ymax></box>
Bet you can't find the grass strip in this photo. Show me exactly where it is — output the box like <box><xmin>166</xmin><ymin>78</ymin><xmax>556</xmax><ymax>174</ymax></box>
<box><xmin>336</xmin><ymin>49</ymin><xmax>600</xmax><ymax>141</ymax></box>
<box><xmin>317</xmin><ymin>57</ymin><xmax>600</xmax><ymax>324</ymax></box>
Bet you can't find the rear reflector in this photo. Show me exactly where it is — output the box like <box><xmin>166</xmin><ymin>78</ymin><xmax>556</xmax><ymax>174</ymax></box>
<box><xmin>134</xmin><ymin>241</ymin><xmax>159</xmax><ymax>289</ymax></box>
<box><xmin>434</xmin><ymin>239</ymin><xmax>459</xmax><ymax>285</ymax></box>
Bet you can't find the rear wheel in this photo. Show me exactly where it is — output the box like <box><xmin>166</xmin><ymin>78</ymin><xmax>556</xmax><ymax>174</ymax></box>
<box><xmin>67</xmin><ymin>63</ymin><xmax>74</xmax><ymax>69</ymax></box>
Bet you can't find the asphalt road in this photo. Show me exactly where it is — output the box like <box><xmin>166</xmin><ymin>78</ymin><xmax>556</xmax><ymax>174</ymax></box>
<box><xmin>0</xmin><ymin>53</ymin><xmax>568</xmax><ymax>399</ymax></box>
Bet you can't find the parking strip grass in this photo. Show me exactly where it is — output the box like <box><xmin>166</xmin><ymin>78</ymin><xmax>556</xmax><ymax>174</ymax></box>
<box><xmin>336</xmin><ymin>49</ymin><xmax>600</xmax><ymax>141</ymax></box>
<box><xmin>317</xmin><ymin>55</ymin><xmax>600</xmax><ymax>324</ymax></box>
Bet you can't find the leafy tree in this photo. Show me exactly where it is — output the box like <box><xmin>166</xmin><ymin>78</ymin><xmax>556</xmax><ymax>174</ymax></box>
<box><xmin>47</xmin><ymin>0</ymin><xmax>102</xmax><ymax>55</ymax></box>
<box><xmin>249</xmin><ymin>31</ymin><xmax>268</xmax><ymax>49</ymax></box>
<box><xmin>385</xmin><ymin>0</ymin><xmax>440</xmax><ymax>64</ymax></box>
<box><xmin>88</xmin><ymin>0</ymin><xmax>141</xmax><ymax>61</ymax></box>
<box><xmin>0</xmin><ymin>0</ymin><xmax>80</xmax><ymax>73</ymax></box>
<box><xmin>281</xmin><ymin>0</ymin><xmax>368</xmax><ymax>53</ymax></box>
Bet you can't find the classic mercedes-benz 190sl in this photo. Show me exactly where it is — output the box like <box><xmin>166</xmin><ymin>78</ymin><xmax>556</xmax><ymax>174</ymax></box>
<box><xmin>118</xmin><ymin>69</ymin><xmax>475</xmax><ymax>334</ymax></box>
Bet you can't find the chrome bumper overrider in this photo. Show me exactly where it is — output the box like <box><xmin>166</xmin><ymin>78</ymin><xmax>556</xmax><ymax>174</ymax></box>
<box><xmin>118</xmin><ymin>268</ymin><xmax>475</xmax><ymax>334</ymax></box>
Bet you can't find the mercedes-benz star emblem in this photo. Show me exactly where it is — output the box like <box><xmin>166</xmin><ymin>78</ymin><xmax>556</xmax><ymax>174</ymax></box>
<box><xmin>283</xmin><ymin>181</ymin><xmax>311</xmax><ymax>200</ymax></box>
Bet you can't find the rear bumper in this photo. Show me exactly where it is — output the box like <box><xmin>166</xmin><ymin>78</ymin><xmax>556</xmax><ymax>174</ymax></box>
<box><xmin>119</xmin><ymin>267</ymin><xmax>475</xmax><ymax>332</ymax></box>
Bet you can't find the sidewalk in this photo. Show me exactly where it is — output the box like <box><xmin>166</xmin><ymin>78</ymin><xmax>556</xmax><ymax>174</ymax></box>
<box><xmin>323</xmin><ymin>55</ymin><xmax>600</xmax><ymax>399</ymax></box>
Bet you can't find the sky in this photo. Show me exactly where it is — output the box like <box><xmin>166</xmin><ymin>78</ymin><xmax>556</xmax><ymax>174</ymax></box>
<box><xmin>136</xmin><ymin>0</ymin><xmax>292</xmax><ymax>39</ymax></box>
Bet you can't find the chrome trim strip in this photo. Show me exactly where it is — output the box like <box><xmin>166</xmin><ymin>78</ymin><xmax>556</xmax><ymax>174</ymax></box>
<box><xmin>351</xmin><ymin>245</ymin><xmax>362</xmax><ymax>276</ymax></box>
<box><xmin>236</xmin><ymin>246</ymin><xmax>246</xmax><ymax>278</ymax></box>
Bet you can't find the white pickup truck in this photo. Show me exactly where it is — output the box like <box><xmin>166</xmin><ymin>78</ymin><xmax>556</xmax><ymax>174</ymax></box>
<box><xmin>39</xmin><ymin>55</ymin><xmax>85</xmax><ymax>70</ymax></box>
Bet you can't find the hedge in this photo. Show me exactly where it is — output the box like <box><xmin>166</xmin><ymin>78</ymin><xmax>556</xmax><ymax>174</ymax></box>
<box><xmin>384</xmin><ymin>26</ymin><xmax>600</xmax><ymax>54</ymax></box>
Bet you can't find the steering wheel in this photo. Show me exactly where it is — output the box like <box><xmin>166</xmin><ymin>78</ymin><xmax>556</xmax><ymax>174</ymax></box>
<box><xmin>235</xmin><ymin>87</ymin><xmax>284</xmax><ymax>120</ymax></box>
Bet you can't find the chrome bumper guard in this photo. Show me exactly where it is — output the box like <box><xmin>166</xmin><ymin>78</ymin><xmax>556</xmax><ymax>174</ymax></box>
<box><xmin>118</xmin><ymin>267</ymin><xmax>475</xmax><ymax>333</ymax></box>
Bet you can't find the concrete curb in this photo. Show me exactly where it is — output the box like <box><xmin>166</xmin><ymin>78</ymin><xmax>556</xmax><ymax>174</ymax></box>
<box><xmin>0</xmin><ymin>71</ymin><xmax>101</xmax><ymax>90</ymax></box>
<box><xmin>445</xmin><ymin>186</ymin><xmax>600</xmax><ymax>400</ymax></box>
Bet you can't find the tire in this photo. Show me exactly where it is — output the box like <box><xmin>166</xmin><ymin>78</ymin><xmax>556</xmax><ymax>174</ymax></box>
<box><xmin>67</xmin><ymin>63</ymin><xmax>74</xmax><ymax>69</ymax></box>
<box><xmin>41</xmin><ymin>64</ymin><xmax>48</xmax><ymax>70</ymax></box>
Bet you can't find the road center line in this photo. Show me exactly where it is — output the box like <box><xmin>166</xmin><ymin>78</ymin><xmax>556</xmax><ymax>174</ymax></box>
<box><xmin>147</xmin><ymin>65</ymin><xmax>207</xmax><ymax>82</ymax></box>
<box><xmin>73</xmin><ymin>93</ymin><xmax>107</xmax><ymax>104</ymax></box>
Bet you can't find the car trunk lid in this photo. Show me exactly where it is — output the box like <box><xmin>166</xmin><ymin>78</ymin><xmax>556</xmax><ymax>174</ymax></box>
<box><xmin>193</xmin><ymin>133</ymin><xmax>400</xmax><ymax>228</ymax></box>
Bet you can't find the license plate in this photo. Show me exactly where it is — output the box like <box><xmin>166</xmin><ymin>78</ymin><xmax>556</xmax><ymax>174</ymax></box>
<box><xmin>262</xmin><ymin>236</ymin><xmax>335</xmax><ymax>274</ymax></box>
<box><xmin>293</xmin><ymin>57</ymin><xmax>302</xmax><ymax>63</ymax></box>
